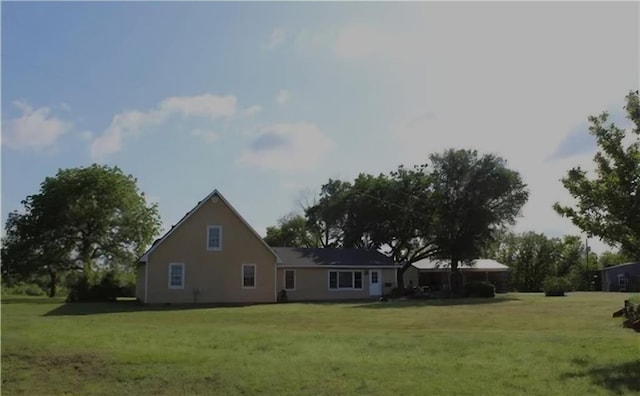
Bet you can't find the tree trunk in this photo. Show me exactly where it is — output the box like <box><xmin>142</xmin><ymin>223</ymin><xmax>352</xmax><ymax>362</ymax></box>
<box><xmin>49</xmin><ymin>270</ymin><xmax>57</xmax><ymax>297</ymax></box>
<box><xmin>397</xmin><ymin>262</ymin><xmax>414</xmax><ymax>290</ymax></box>
<box><xmin>449</xmin><ymin>258</ymin><xmax>463</xmax><ymax>296</ymax></box>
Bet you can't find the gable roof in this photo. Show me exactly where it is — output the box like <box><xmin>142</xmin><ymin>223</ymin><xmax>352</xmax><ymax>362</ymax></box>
<box><xmin>272</xmin><ymin>247</ymin><xmax>398</xmax><ymax>268</ymax></box>
<box><xmin>598</xmin><ymin>261</ymin><xmax>640</xmax><ymax>272</ymax></box>
<box><xmin>412</xmin><ymin>258</ymin><xmax>509</xmax><ymax>272</ymax></box>
<box><xmin>138</xmin><ymin>189</ymin><xmax>281</xmax><ymax>263</ymax></box>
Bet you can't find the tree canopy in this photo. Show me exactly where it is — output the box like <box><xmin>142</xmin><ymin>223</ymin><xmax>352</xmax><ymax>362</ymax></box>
<box><xmin>266</xmin><ymin>148</ymin><xmax>529</xmax><ymax>291</ymax></box>
<box><xmin>554</xmin><ymin>90</ymin><xmax>640</xmax><ymax>258</ymax></box>
<box><xmin>429</xmin><ymin>149</ymin><xmax>529</xmax><ymax>269</ymax></box>
<box><xmin>1</xmin><ymin>164</ymin><xmax>162</xmax><ymax>296</ymax></box>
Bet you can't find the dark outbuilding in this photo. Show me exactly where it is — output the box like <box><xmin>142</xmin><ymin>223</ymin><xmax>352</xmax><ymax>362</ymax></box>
<box><xmin>599</xmin><ymin>262</ymin><xmax>640</xmax><ymax>292</ymax></box>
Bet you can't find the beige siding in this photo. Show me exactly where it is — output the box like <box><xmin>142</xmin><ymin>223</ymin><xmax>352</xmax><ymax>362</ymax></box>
<box><xmin>146</xmin><ymin>197</ymin><xmax>276</xmax><ymax>304</ymax></box>
<box><xmin>135</xmin><ymin>264</ymin><xmax>145</xmax><ymax>301</ymax></box>
<box><xmin>276</xmin><ymin>267</ymin><xmax>397</xmax><ymax>301</ymax></box>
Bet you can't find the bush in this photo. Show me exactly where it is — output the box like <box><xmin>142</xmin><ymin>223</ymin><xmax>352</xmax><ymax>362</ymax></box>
<box><xmin>1</xmin><ymin>282</ymin><xmax>46</xmax><ymax>296</ymax></box>
<box><xmin>464</xmin><ymin>281</ymin><xmax>496</xmax><ymax>298</ymax></box>
<box><xmin>543</xmin><ymin>276</ymin><xmax>569</xmax><ymax>296</ymax></box>
<box><xmin>66</xmin><ymin>271</ymin><xmax>135</xmax><ymax>302</ymax></box>
<box><xmin>277</xmin><ymin>289</ymin><xmax>288</xmax><ymax>303</ymax></box>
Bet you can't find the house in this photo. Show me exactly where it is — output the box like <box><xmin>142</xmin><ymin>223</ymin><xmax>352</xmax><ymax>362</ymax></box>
<box><xmin>273</xmin><ymin>247</ymin><xmax>398</xmax><ymax>301</ymax></box>
<box><xmin>135</xmin><ymin>189</ymin><xmax>400</xmax><ymax>304</ymax></box>
<box><xmin>403</xmin><ymin>258</ymin><xmax>510</xmax><ymax>293</ymax></box>
<box><xmin>599</xmin><ymin>262</ymin><xmax>640</xmax><ymax>292</ymax></box>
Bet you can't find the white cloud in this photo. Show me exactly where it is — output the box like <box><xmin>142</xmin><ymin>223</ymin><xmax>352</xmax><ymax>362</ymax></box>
<box><xmin>236</xmin><ymin>123</ymin><xmax>332</xmax><ymax>172</ymax></box>
<box><xmin>265</xmin><ymin>27</ymin><xmax>287</xmax><ymax>50</ymax></box>
<box><xmin>275</xmin><ymin>90</ymin><xmax>291</xmax><ymax>106</ymax></box>
<box><xmin>90</xmin><ymin>93</ymin><xmax>237</xmax><ymax>160</ymax></box>
<box><xmin>191</xmin><ymin>128</ymin><xmax>219</xmax><ymax>143</ymax></box>
<box><xmin>243</xmin><ymin>105</ymin><xmax>262</xmax><ymax>117</ymax></box>
<box><xmin>291</xmin><ymin>3</ymin><xmax>638</xmax><ymax>253</ymax></box>
<box><xmin>2</xmin><ymin>101</ymin><xmax>72</xmax><ymax>150</ymax></box>
<box><xmin>159</xmin><ymin>94</ymin><xmax>236</xmax><ymax>119</ymax></box>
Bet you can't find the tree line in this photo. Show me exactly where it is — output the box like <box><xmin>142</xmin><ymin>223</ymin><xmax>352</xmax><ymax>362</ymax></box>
<box><xmin>266</xmin><ymin>148</ymin><xmax>529</xmax><ymax>292</ymax></box>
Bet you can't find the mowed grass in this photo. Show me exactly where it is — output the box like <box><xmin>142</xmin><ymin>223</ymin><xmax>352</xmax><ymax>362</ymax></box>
<box><xmin>2</xmin><ymin>293</ymin><xmax>639</xmax><ymax>395</ymax></box>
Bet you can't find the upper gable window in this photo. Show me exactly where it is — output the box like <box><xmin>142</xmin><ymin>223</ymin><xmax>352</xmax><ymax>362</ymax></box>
<box><xmin>207</xmin><ymin>225</ymin><xmax>222</xmax><ymax>251</ymax></box>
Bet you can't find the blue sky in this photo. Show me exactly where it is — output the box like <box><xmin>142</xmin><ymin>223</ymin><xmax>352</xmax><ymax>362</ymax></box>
<box><xmin>2</xmin><ymin>2</ymin><xmax>639</xmax><ymax>254</ymax></box>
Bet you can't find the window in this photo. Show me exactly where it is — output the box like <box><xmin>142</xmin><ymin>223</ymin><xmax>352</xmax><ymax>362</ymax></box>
<box><xmin>168</xmin><ymin>263</ymin><xmax>184</xmax><ymax>289</ymax></box>
<box><xmin>207</xmin><ymin>225</ymin><xmax>222</xmax><ymax>251</ymax></box>
<box><xmin>285</xmin><ymin>270</ymin><xmax>295</xmax><ymax>290</ymax></box>
<box><xmin>328</xmin><ymin>271</ymin><xmax>363</xmax><ymax>290</ymax></box>
<box><xmin>371</xmin><ymin>271</ymin><xmax>379</xmax><ymax>284</ymax></box>
<box><xmin>242</xmin><ymin>264</ymin><xmax>256</xmax><ymax>288</ymax></box>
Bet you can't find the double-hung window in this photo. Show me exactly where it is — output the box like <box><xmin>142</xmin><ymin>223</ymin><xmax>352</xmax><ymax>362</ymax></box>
<box><xmin>207</xmin><ymin>225</ymin><xmax>222</xmax><ymax>251</ymax></box>
<box><xmin>284</xmin><ymin>269</ymin><xmax>296</xmax><ymax>290</ymax></box>
<box><xmin>242</xmin><ymin>264</ymin><xmax>256</xmax><ymax>288</ymax></box>
<box><xmin>328</xmin><ymin>270</ymin><xmax>363</xmax><ymax>290</ymax></box>
<box><xmin>168</xmin><ymin>263</ymin><xmax>185</xmax><ymax>289</ymax></box>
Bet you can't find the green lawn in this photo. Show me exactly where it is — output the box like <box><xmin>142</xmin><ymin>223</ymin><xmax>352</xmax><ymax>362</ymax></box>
<box><xmin>2</xmin><ymin>293</ymin><xmax>638</xmax><ymax>395</ymax></box>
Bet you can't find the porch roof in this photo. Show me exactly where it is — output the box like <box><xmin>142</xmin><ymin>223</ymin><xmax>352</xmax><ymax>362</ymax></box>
<box><xmin>412</xmin><ymin>259</ymin><xmax>509</xmax><ymax>272</ymax></box>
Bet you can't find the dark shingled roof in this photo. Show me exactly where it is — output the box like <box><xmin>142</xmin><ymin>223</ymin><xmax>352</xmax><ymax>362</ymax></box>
<box><xmin>272</xmin><ymin>247</ymin><xmax>397</xmax><ymax>267</ymax></box>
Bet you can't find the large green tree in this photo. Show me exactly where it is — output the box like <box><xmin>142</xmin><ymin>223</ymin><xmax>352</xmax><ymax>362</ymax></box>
<box><xmin>1</xmin><ymin>164</ymin><xmax>162</xmax><ymax>296</ymax></box>
<box><xmin>554</xmin><ymin>90</ymin><xmax>640</xmax><ymax>258</ymax></box>
<box><xmin>428</xmin><ymin>149</ymin><xmax>529</xmax><ymax>292</ymax></box>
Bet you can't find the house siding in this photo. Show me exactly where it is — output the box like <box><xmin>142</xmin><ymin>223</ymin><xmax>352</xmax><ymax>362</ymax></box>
<box><xmin>135</xmin><ymin>264</ymin><xmax>145</xmax><ymax>301</ymax></box>
<box><xmin>276</xmin><ymin>267</ymin><xmax>397</xmax><ymax>301</ymax></box>
<box><xmin>145</xmin><ymin>197</ymin><xmax>276</xmax><ymax>304</ymax></box>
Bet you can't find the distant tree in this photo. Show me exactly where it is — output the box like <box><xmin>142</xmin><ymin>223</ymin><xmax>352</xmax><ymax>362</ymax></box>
<box><xmin>555</xmin><ymin>235</ymin><xmax>584</xmax><ymax>278</ymax></box>
<box><xmin>554</xmin><ymin>90</ymin><xmax>640</xmax><ymax>259</ymax></box>
<box><xmin>1</xmin><ymin>164</ymin><xmax>162</xmax><ymax>296</ymax></box>
<box><xmin>429</xmin><ymin>149</ymin><xmax>529</xmax><ymax>293</ymax></box>
<box><xmin>494</xmin><ymin>232</ymin><xmax>559</xmax><ymax>292</ymax></box>
<box><xmin>598</xmin><ymin>250</ymin><xmax>631</xmax><ymax>268</ymax></box>
<box><xmin>264</xmin><ymin>213</ymin><xmax>320</xmax><ymax>248</ymax></box>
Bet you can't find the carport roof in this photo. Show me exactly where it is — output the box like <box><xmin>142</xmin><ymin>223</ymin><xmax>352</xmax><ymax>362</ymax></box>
<box><xmin>412</xmin><ymin>259</ymin><xmax>509</xmax><ymax>272</ymax></box>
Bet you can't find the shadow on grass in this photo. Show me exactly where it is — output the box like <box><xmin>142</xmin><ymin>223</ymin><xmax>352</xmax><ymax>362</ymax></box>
<box><xmin>561</xmin><ymin>359</ymin><xmax>640</xmax><ymax>395</ymax></box>
<box><xmin>351</xmin><ymin>294</ymin><xmax>521</xmax><ymax>308</ymax></box>
<box><xmin>1</xmin><ymin>296</ymin><xmax>66</xmax><ymax>304</ymax></box>
<box><xmin>42</xmin><ymin>300</ymin><xmax>276</xmax><ymax>316</ymax></box>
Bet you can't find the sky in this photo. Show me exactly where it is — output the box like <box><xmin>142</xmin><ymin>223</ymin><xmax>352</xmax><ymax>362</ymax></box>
<box><xmin>2</xmin><ymin>1</ymin><xmax>639</xmax><ymax>255</ymax></box>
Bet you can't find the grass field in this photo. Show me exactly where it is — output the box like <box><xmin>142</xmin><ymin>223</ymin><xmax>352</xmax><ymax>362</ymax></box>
<box><xmin>2</xmin><ymin>293</ymin><xmax>639</xmax><ymax>395</ymax></box>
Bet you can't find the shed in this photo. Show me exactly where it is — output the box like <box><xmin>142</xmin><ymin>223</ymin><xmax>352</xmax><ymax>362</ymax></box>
<box><xmin>599</xmin><ymin>261</ymin><xmax>640</xmax><ymax>292</ymax></box>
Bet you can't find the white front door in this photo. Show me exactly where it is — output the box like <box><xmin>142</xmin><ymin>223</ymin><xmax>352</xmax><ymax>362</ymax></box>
<box><xmin>369</xmin><ymin>270</ymin><xmax>382</xmax><ymax>296</ymax></box>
